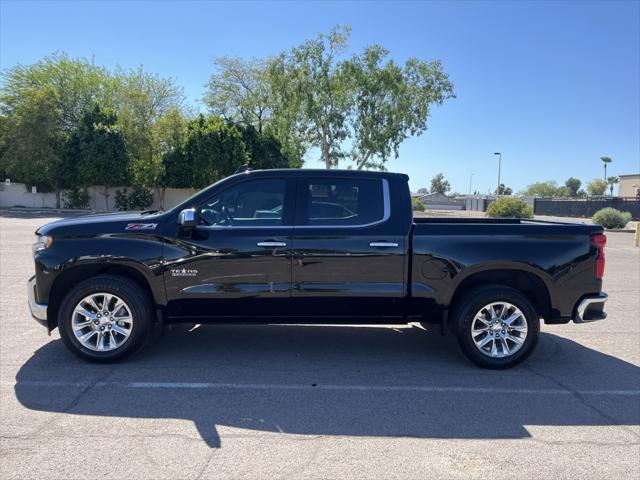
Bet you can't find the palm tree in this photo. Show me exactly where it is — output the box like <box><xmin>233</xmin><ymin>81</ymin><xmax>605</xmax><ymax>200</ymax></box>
<box><xmin>600</xmin><ymin>156</ymin><xmax>612</xmax><ymax>180</ymax></box>
<box><xmin>606</xmin><ymin>176</ymin><xmax>619</xmax><ymax>196</ymax></box>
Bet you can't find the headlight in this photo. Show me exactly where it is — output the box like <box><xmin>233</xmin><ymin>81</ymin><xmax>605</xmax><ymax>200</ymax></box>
<box><xmin>32</xmin><ymin>235</ymin><xmax>52</xmax><ymax>254</ymax></box>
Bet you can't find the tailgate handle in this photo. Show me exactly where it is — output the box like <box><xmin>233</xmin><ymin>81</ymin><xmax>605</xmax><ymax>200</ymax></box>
<box><xmin>257</xmin><ymin>241</ymin><xmax>287</xmax><ymax>247</ymax></box>
<box><xmin>369</xmin><ymin>242</ymin><xmax>399</xmax><ymax>248</ymax></box>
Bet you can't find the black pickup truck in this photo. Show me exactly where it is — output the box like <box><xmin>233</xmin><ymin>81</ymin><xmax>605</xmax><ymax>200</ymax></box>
<box><xmin>28</xmin><ymin>169</ymin><xmax>608</xmax><ymax>368</ymax></box>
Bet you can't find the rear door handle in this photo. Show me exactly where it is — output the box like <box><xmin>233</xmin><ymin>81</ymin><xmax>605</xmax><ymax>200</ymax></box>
<box><xmin>257</xmin><ymin>241</ymin><xmax>287</xmax><ymax>247</ymax></box>
<box><xmin>369</xmin><ymin>242</ymin><xmax>399</xmax><ymax>248</ymax></box>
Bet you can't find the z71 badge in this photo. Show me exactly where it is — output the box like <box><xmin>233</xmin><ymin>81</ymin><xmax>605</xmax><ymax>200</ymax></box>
<box><xmin>125</xmin><ymin>223</ymin><xmax>158</xmax><ymax>231</ymax></box>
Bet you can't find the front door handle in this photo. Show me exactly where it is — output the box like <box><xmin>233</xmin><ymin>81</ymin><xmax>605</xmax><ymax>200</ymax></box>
<box><xmin>369</xmin><ymin>242</ymin><xmax>399</xmax><ymax>248</ymax></box>
<box><xmin>257</xmin><ymin>241</ymin><xmax>287</xmax><ymax>247</ymax></box>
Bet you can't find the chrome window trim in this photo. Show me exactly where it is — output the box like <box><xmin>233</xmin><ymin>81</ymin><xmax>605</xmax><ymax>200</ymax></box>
<box><xmin>198</xmin><ymin>179</ymin><xmax>391</xmax><ymax>230</ymax></box>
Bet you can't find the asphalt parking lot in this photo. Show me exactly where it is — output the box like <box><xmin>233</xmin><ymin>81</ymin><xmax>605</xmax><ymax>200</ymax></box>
<box><xmin>1</xmin><ymin>211</ymin><xmax>639</xmax><ymax>479</ymax></box>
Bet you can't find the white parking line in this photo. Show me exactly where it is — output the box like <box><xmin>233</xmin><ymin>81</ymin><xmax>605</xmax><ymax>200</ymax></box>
<box><xmin>7</xmin><ymin>380</ymin><xmax>640</xmax><ymax>396</ymax></box>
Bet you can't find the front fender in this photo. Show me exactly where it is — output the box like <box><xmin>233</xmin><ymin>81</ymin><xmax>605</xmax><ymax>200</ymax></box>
<box><xmin>35</xmin><ymin>234</ymin><xmax>166</xmax><ymax>307</ymax></box>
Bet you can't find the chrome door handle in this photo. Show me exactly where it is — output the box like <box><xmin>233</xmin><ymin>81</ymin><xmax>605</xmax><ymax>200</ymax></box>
<box><xmin>369</xmin><ymin>242</ymin><xmax>399</xmax><ymax>248</ymax></box>
<box><xmin>257</xmin><ymin>241</ymin><xmax>287</xmax><ymax>247</ymax></box>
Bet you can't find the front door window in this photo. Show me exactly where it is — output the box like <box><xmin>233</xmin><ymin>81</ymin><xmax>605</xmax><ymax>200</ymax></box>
<box><xmin>200</xmin><ymin>179</ymin><xmax>287</xmax><ymax>227</ymax></box>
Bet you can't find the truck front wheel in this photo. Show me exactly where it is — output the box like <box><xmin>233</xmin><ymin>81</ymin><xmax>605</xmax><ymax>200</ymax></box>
<box><xmin>453</xmin><ymin>285</ymin><xmax>540</xmax><ymax>369</ymax></box>
<box><xmin>57</xmin><ymin>275</ymin><xmax>153</xmax><ymax>362</ymax></box>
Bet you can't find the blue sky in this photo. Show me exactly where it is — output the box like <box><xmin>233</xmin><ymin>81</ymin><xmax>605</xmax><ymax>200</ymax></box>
<box><xmin>2</xmin><ymin>0</ymin><xmax>639</xmax><ymax>193</ymax></box>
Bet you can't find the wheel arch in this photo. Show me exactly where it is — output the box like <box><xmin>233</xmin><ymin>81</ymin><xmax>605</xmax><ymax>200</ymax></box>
<box><xmin>447</xmin><ymin>267</ymin><xmax>552</xmax><ymax>322</ymax></box>
<box><xmin>48</xmin><ymin>262</ymin><xmax>163</xmax><ymax>330</ymax></box>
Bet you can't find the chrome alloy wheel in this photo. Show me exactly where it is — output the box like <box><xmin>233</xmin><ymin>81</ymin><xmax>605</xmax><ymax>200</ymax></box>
<box><xmin>470</xmin><ymin>302</ymin><xmax>528</xmax><ymax>358</ymax></box>
<box><xmin>71</xmin><ymin>293</ymin><xmax>133</xmax><ymax>352</ymax></box>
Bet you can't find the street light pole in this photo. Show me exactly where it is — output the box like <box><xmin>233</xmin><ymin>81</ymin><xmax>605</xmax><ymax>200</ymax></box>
<box><xmin>494</xmin><ymin>152</ymin><xmax>502</xmax><ymax>197</ymax></box>
<box><xmin>469</xmin><ymin>173</ymin><xmax>475</xmax><ymax>195</ymax></box>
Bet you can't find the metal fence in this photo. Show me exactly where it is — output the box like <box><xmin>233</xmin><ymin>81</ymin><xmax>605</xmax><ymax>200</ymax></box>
<box><xmin>463</xmin><ymin>195</ymin><xmax>640</xmax><ymax>220</ymax></box>
<box><xmin>534</xmin><ymin>197</ymin><xmax>640</xmax><ymax>220</ymax></box>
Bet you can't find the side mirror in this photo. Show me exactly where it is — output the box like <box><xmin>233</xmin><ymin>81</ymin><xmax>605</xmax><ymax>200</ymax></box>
<box><xmin>178</xmin><ymin>208</ymin><xmax>198</xmax><ymax>228</ymax></box>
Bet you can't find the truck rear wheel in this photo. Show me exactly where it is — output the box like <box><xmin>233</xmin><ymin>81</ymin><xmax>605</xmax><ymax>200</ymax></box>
<box><xmin>453</xmin><ymin>285</ymin><xmax>540</xmax><ymax>369</ymax></box>
<box><xmin>57</xmin><ymin>275</ymin><xmax>152</xmax><ymax>362</ymax></box>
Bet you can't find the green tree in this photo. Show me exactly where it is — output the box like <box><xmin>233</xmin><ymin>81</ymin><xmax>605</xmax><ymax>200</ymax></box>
<box><xmin>522</xmin><ymin>180</ymin><xmax>560</xmax><ymax>197</ymax></box>
<box><xmin>263</xmin><ymin>117</ymin><xmax>307</xmax><ymax>168</ymax></box>
<box><xmin>72</xmin><ymin>105</ymin><xmax>129</xmax><ymax>209</ymax></box>
<box><xmin>586</xmin><ymin>178</ymin><xmax>607</xmax><ymax>196</ymax></box>
<box><xmin>207</xmin><ymin>26</ymin><xmax>453</xmax><ymax>171</ymax></box>
<box><xmin>495</xmin><ymin>184</ymin><xmax>513</xmax><ymax>195</ymax></box>
<box><xmin>0</xmin><ymin>53</ymin><xmax>186</xmax><ymax>201</ymax></box>
<box><xmin>430</xmin><ymin>173</ymin><xmax>451</xmax><ymax>194</ymax></box>
<box><xmin>0</xmin><ymin>54</ymin><xmax>115</xmax><ymax>204</ymax></box>
<box><xmin>204</xmin><ymin>57</ymin><xmax>271</xmax><ymax>133</ymax></box>
<box><xmin>161</xmin><ymin>143</ymin><xmax>190</xmax><ymax>190</ymax></box>
<box><xmin>600</xmin><ymin>156</ymin><xmax>612</xmax><ymax>180</ymax></box>
<box><xmin>606</xmin><ymin>176</ymin><xmax>619</xmax><ymax>196</ymax></box>
<box><xmin>156</xmin><ymin>108</ymin><xmax>188</xmax><ymax>156</ymax></box>
<box><xmin>343</xmin><ymin>45</ymin><xmax>454</xmax><ymax>170</ymax></box>
<box><xmin>204</xmin><ymin>57</ymin><xmax>307</xmax><ymax>167</ymax></box>
<box><xmin>1</xmin><ymin>53</ymin><xmax>115</xmax><ymax>133</ymax></box>
<box><xmin>268</xmin><ymin>25</ymin><xmax>353</xmax><ymax>168</ymax></box>
<box><xmin>168</xmin><ymin>115</ymin><xmax>248</xmax><ymax>189</ymax></box>
<box><xmin>563</xmin><ymin>177</ymin><xmax>582</xmax><ymax>197</ymax></box>
<box><xmin>236</xmin><ymin>124</ymin><xmax>299</xmax><ymax>170</ymax></box>
<box><xmin>0</xmin><ymin>114</ymin><xmax>8</xmax><ymax>180</ymax></box>
<box><xmin>0</xmin><ymin>88</ymin><xmax>65</xmax><ymax>197</ymax></box>
<box><xmin>153</xmin><ymin>108</ymin><xmax>188</xmax><ymax>207</ymax></box>
<box><xmin>114</xmin><ymin>67</ymin><xmax>185</xmax><ymax>189</ymax></box>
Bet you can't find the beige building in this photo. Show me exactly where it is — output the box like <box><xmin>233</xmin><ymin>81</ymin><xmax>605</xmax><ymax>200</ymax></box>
<box><xmin>618</xmin><ymin>173</ymin><xmax>640</xmax><ymax>197</ymax></box>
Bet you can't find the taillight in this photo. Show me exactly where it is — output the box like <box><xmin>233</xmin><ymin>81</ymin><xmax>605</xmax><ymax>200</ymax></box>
<box><xmin>591</xmin><ymin>233</ymin><xmax>607</xmax><ymax>279</ymax></box>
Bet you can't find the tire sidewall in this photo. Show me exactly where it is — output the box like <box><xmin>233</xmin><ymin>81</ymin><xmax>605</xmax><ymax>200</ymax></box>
<box><xmin>455</xmin><ymin>286</ymin><xmax>540</xmax><ymax>369</ymax></box>
<box><xmin>58</xmin><ymin>276</ymin><xmax>151</xmax><ymax>362</ymax></box>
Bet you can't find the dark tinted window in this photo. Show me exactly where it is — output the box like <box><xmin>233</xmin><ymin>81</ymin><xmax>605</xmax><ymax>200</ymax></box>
<box><xmin>303</xmin><ymin>178</ymin><xmax>384</xmax><ymax>226</ymax></box>
<box><xmin>200</xmin><ymin>179</ymin><xmax>287</xmax><ymax>227</ymax></box>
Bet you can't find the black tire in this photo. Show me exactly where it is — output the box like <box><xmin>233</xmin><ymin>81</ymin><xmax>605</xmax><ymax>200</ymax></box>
<box><xmin>57</xmin><ymin>275</ymin><xmax>153</xmax><ymax>362</ymax></box>
<box><xmin>452</xmin><ymin>285</ymin><xmax>540</xmax><ymax>369</ymax></box>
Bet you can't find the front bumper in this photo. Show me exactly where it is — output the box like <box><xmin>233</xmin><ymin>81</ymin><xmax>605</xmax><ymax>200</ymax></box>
<box><xmin>28</xmin><ymin>275</ymin><xmax>48</xmax><ymax>328</ymax></box>
<box><xmin>574</xmin><ymin>292</ymin><xmax>608</xmax><ymax>323</ymax></box>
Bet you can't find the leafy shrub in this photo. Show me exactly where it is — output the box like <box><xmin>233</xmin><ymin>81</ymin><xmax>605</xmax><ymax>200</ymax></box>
<box><xmin>63</xmin><ymin>188</ymin><xmax>90</xmax><ymax>209</ymax></box>
<box><xmin>486</xmin><ymin>198</ymin><xmax>533</xmax><ymax>219</ymax></box>
<box><xmin>129</xmin><ymin>187</ymin><xmax>153</xmax><ymax>210</ymax></box>
<box><xmin>115</xmin><ymin>187</ymin><xmax>153</xmax><ymax>211</ymax></box>
<box><xmin>592</xmin><ymin>208</ymin><xmax>632</xmax><ymax>229</ymax></box>
<box><xmin>114</xmin><ymin>190</ymin><xmax>128</xmax><ymax>211</ymax></box>
<box><xmin>411</xmin><ymin>196</ymin><xmax>425</xmax><ymax>212</ymax></box>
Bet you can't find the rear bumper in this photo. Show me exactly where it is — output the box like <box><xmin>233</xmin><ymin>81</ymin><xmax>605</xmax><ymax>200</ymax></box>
<box><xmin>27</xmin><ymin>275</ymin><xmax>48</xmax><ymax>328</ymax></box>
<box><xmin>574</xmin><ymin>292</ymin><xmax>608</xmax><ymax>323</ymax></box>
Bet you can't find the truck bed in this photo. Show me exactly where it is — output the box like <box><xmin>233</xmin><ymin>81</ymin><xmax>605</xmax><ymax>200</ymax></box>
<box><xmin>409</xmin><ymin>215</ymin><xmax>603</xmax><ymax>324</ymax></box>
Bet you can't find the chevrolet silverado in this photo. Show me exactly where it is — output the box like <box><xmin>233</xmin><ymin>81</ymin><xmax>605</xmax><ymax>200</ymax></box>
<box><xmin>28</xmin><ymin>169</ymin><xmax>608</xmax><ymax>368</ymax></box>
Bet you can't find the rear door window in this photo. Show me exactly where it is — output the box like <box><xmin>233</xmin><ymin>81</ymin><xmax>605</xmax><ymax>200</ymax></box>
<box><xmin>301</xmin><ymin>178</ymin><xmax>385</xmax><ymax>226</ymax></box>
